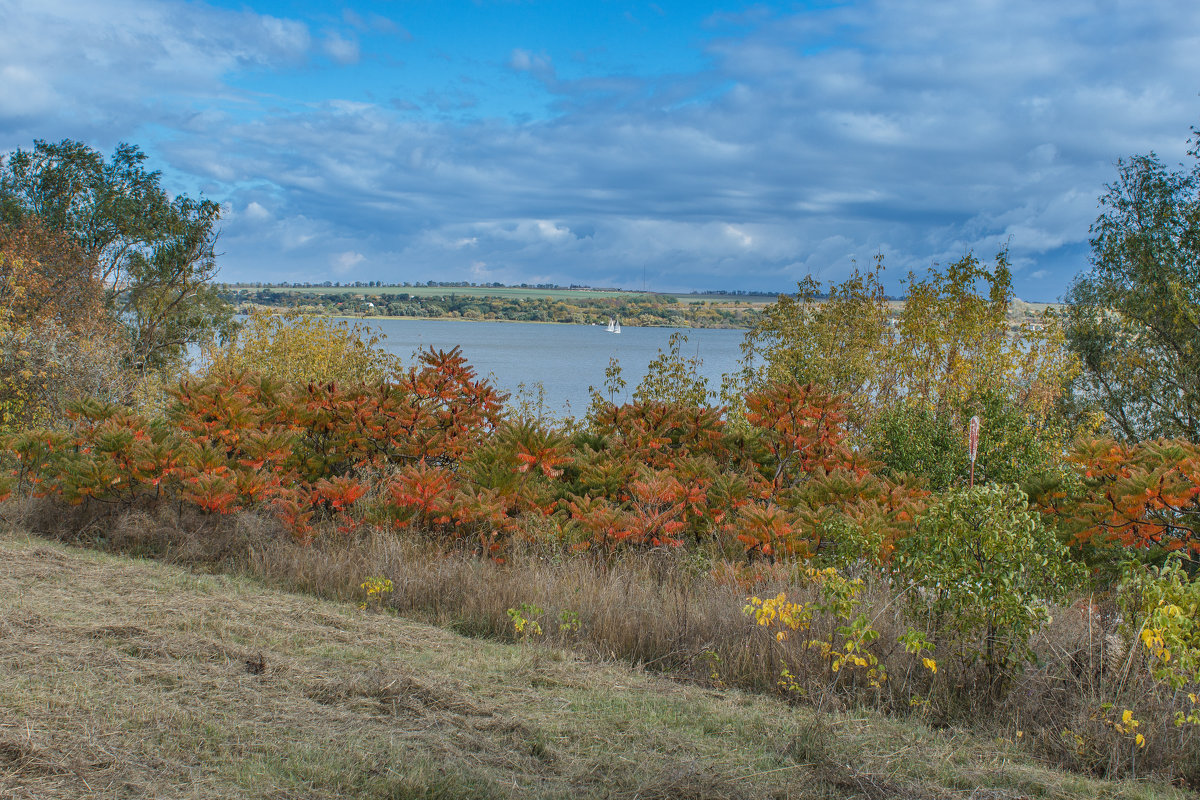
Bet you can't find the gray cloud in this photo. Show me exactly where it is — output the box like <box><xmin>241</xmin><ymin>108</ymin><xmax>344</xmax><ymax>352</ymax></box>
<box><xmin>3</xmin><ymin>0</ymin><xmax>1199</xmax><ymax>300</ymax></box>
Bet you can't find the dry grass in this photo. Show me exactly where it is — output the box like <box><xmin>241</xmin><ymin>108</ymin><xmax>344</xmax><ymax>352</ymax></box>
<box><xmin>2</xmin><ymin>523</ymin><xmax>1192</xmax><ymax>800</ymax></box>
<box><xmin>5</xmin><ymin>497</ymin><xmax>1200</xmax><ymax>796</ymax></box>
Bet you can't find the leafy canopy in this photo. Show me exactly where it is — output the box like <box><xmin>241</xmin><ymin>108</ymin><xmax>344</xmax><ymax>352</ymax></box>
<box><xmin>1064</xmin><ymin>130</ymin><xmax>1200</xmax><ymax>441</ymax></box>
<box><xmin>896</xmin><ymin>483</ymin><xmax>1082</xmax><ymax>680</ymax></box>
<box><xmin>0</xmin><ymin>139</ymin><xmax>233</xmax><ymax>374</ymax></box>
<box><xmin>633</xmin><ymin>331</ymin><xmax>711</xmax><ymax>407</ymax></box>
<box><xmin>736</xmin><ymin>250</ymin><xmax>1080</xmax><ymax>487</ymax></box>
<box><xmin>204</xmin><ymin>309</ymin><xmax>401</xmax><ymax>386</ymax></box>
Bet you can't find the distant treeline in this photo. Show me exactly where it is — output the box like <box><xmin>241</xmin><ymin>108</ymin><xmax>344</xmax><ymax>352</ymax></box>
<box><xmin>230</xmin><ymin>279</ymin><xmax>621</xmax><ymax>291</ymax></box>
<box><xmin>224</xmin><ymin>281</ymin><xmax>789</xmax><ymax>295</ymax></box>
<box><xmin>220</xmin><ymin>288</ymin><xmax>761</xmax><ymax>328</ymax></box>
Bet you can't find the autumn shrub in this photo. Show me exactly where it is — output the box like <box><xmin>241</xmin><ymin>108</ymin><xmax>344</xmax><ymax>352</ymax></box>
<box><xmin>204</xmin><ymin>308</ymin><xmax>401</xmax><ymax>384</ymax></box>
<box><xmin>1043</xmin><ymin>438</ymin><xmax>1200</xmax><ymax>566</ymax></box>
<box><xmin>0</xmin><ymin>223</ymin><xmax>130</xmax><ymax>432</ymax></box>
<box><xmin>737</xmin><ymin>250</ymin><xmax>1083</xmax><ymax>489</ymax></box>
<box><xmin>587</xmin><ymin>398</ymin><xmax>731</xmax><ymax>472</ymax></box>
<box><xmin>895</xmin><ymin>483</ymin><xmax>1083</xmax><ymax>694</ymax></box>
<box><xmin>4</xmin><ymin>346</ymin><xmax>505</xmax><ymax>545</ymax></box>
<box><xmin>461</xmin><ymin>418</ymin><xmax>573</xmax><ymax>516</ymax></box>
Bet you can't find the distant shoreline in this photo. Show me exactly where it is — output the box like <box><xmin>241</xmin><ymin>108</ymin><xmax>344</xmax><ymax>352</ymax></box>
<box><xmin>236</xmin><ymin>308</ymin><xmax>754</xmax><ymax>330</ymax></box>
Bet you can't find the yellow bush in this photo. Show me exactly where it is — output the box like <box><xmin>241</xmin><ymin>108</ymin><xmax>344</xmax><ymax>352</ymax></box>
<box><xmin>0</xmin><ymin>236</ymin><xmax>129</xmax><ymax>432</ymax></box>
<box><xmin>204</xmin><ymin>309</ymin><xmax>401</xmax><ymax>385</ymax></box>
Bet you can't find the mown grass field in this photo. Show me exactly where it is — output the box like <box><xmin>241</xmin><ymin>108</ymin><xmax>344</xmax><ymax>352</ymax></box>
<box><xmin>1</xmin><ymin>525</ymin><xmax>1191</xmax><ymax>800</ymax></box>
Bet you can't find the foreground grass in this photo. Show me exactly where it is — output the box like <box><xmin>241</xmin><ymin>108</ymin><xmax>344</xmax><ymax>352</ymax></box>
<box><xmin>0</xmin><ymin>528</ymin><xmax>1191</xmax><ymax>800</ymax></box>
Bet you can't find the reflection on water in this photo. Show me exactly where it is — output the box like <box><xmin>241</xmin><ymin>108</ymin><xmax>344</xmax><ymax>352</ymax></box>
<box><xmin>355</xmin><ymin>318</ymin><xmax>747</xmax><ymax>417</ymax></box>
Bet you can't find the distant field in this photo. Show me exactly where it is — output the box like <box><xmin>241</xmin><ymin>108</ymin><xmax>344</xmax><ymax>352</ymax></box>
<box><xmin>226</xmin><ymin>284</ymin><xmax>653</xmax><ymax>301</ymax></box>
<box><xmin>222</xmin><ymin>284</ymin><xmax>791</xmax><ymax>305</ymax></box>
<box><xmin>668</xmin><ymin>292</ymin><xmax>781</xmax><ymax>305</ymax></box>
<box><xmin>223</xmin><ymin>284</ymin><xmax>1059</xmax><ymax>312</ymax></box>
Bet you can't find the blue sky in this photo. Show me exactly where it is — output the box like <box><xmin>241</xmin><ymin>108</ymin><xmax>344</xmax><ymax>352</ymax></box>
<box><xmin>1</xmin><ymin>0</ymin><xmax>1198</xmax><ymax>300</ymax></box>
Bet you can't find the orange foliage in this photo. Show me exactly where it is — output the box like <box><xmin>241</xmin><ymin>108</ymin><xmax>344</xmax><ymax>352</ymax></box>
<box><xmin>745</xmin><ymin>382</ymin><xmax>853</xmax><ymax>492</ymax></box>
<box><xmin>7</xmin><ymin>357</ymin><xmax>929</xmax><ymax>563</ymax></box>
<box><xmin>1048</xmin><ymin>438</ymin><xmax>1200</xmax><ymax>554</ymax></box>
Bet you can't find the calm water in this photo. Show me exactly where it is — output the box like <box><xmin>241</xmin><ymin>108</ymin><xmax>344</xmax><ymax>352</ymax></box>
<box><xmin>355</xmin><ymin>318</ymin><xmax>747</xmax><ymax>417</ymax></box>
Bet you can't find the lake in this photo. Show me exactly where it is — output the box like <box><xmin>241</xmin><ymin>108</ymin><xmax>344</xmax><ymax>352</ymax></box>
<box><xmin>355</xmin><ymin>318</ymin><xmax>747</xmax><ymax>417</ymax></box>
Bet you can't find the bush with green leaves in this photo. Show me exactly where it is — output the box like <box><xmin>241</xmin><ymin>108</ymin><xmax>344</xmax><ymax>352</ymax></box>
<box><xmin>866</xmin><ymin>402</ymin><xmax>966</xmax><ymax>490</ymax></box>
<box><xmin>868</xmin><ymin>390</ymin><xmax>1066</xmax><ymax>493</ymax></box>
<box><xmin>633</xmin><ymin>331</ymin><xmax>711</xmax><ymax>407</ymax></box>
<box><xmin>1121</xmin><ymin>558</ymin><xmax>1200</xmax><ymax>690</ymax></box>
<box><xmin>895</xmin><ymin>483</ymin><xmax>1083</xmax><ymax>687</ymax></box>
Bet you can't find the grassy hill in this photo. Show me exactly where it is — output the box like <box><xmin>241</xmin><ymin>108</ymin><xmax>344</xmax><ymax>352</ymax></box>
<box><xmin>1</xmin><ymin>527</ymin><xmax>1191</xmax><ymax>800</ymax></box>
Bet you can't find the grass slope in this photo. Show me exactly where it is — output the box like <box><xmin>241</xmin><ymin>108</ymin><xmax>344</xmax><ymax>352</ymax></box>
<box><xmin>0</xmin><ymin>528</ymin><xmax>1190</xmax><ymax>800</ymax></box>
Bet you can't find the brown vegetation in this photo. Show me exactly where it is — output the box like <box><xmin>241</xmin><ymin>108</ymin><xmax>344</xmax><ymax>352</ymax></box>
<box><xmin>2</xmin><ymin>517</ymin><xmax>1189</xmax><ymax>800</ymax></box>
<box><xmin>10</xmin><ymin>496</ymin><xmax>1200</xmax><ymax>790</ymax></box>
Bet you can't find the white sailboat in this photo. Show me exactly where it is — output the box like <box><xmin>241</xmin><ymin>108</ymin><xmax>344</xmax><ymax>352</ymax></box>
<box><xmin>613</xmin><ymin>319</ymin><xmax>621</xmax><ymax>334</ymax></box>
<box><xmin>606</xmin><ymin>318</ymin><xmax>616</xmax><ymax>333</ymax></box>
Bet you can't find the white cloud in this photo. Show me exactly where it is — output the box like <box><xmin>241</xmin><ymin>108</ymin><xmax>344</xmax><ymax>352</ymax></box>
<box><xmin>244</xmin><ymin>201</ymin><xmax>271</xmax><ymax>222</ymax></box>
<box><xmin>0</xmin><ymin>0</ymin><xmax>312</xmax><ymax>142</ymax></box>
<box><xmin>0</xmin><ymin>65</ymin><xmax>57</xmax><ymax>116</ymax></box>
<box><xmin>508</xmin><ymin>48</ymin><xmax>556</xmax><ymax>82</ymax></box>
<box><xmin>331</xmin><ymin>250</ymin><xmax>365</xmax><ymax>273</ymax></box>
<box><xmin>323</xmin><ymin>33</ymin><xmax>360</xmax><ymax>65</ymax></box>
<box><xmin>6</xmin><ymin>0</ymin><xmax>1200</xmax><ymax>299</ymax></box>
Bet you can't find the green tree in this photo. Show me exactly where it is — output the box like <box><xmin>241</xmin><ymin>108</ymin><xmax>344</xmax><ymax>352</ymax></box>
<box><xmin>0</xmin><ymin>139</ymin><xmax>233</xmax><ymax>375</ymax></box>
<box><xmin>1064</xmin><ymin>132</ymin><xmax>1200</xmax><ymax>441</ymax></box>
<box><xmin>634</xmin><ymin>332</ymin><xmax>711</xmax><ymax>407</ymax></box>
<box><xmin>896</xmin><ymin>484</ymin><xmax>1083</xmax><ymax>688</ymax></box>
<box><xmin>736</xmin><ymin>250</ymin><xmax>1080</xmax><ymax>485</ymax></box>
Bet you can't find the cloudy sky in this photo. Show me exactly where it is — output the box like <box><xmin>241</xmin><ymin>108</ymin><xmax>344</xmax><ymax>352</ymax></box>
<box><xmin>1</xmin><ymin>0</ymin><xmax>1197</xmax><ymax>299</ymax></box>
